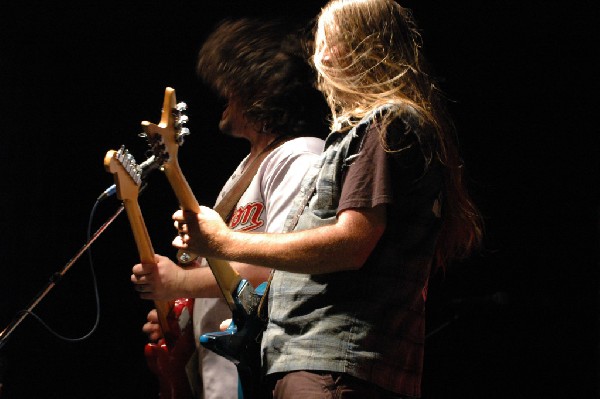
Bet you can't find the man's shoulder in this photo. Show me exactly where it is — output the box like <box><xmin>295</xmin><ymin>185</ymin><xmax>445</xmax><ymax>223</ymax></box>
<box><xmin>264</xmin><ymin>136</ymin><xmax>324</xmax><ymax>166</ymax></box>
<box><xmin>279</xmin><ymin>136</ymin><xmax>325</xmax><ymax>155</ymax></box>
<box><xmin>257</xmin><ymin>136</ymin><xmax>324</xmax><ymax>179</ymax></box>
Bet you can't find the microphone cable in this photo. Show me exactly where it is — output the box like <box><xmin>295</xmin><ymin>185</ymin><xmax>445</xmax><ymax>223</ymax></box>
<box><xmin>17</xmin><ymin>195</ymin><xmax>107</xmax><ymax>342</ymax></box>
<box><xmin>18</xmin><ymin>155</ymin><xmax>158</xmax><ymax>343</ymax></box>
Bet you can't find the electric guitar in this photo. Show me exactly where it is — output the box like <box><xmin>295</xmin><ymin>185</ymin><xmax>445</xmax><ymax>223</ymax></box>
<box><xmin>141</xmin><ymin>87</ymin><xmax>268</xmax><ymax>399</ymax></box>
<box><xmin>104</xmin><ymin>147</ymin><xmax>195</xmax><ymax>399</ymax></box>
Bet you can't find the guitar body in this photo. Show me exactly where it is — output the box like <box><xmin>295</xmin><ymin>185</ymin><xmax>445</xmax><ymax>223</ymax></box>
<box><xmin>145</xmin><ymin>298</ymin><xmax>196</xmax><ymax>399</ymax></box>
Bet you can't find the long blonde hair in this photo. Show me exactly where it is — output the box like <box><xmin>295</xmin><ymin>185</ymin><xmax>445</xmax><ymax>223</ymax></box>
<box><xmin>313</xmin><ymin>0</ymin><xmax>483</xmax><ymax>267</ymax></box>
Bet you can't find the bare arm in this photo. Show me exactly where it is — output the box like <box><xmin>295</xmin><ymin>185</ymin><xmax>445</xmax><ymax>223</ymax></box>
<box><xmin>173</xmin><ymin>204</ymin><xmax>387</xmax><ymax>274</ymax></box>
<box><xmin>131</xmin><ymin>256</ymin><xmax>271</xmax><ymax>301</ymax></box>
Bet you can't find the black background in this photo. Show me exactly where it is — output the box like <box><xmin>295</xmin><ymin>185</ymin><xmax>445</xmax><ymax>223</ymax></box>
<box><xmin>0</xmin><ymin>1</ymin><xmax>597</xmax><ymax>398</ymax></box>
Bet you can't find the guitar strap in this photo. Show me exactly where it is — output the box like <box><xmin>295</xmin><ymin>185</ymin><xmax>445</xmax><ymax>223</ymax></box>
<box><xmin>178</xmin><ymin>135</ymin><xmax>293</xmax><ymax>265</ymax></box>
<box><xmin>213</xmin><ymin>134</ymin><xmax>292</xmax><ymax>222</ymax></box>
<box><xmin>210</xmin><ymin>134</ymin><xmax>299</xmax><ymax>323</ymax></box>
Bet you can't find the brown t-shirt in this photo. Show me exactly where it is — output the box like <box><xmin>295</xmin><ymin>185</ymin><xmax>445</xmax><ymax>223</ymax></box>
<box><xmin>337</xmin><ymin>115</ymin><xmax>444</xmax><ymax>396</ymax></box>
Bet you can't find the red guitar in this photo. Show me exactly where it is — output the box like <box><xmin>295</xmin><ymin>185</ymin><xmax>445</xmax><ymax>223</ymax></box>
<box><xmin>104</xmin><ymin>147</ymin><xmax>195</xmax><ymax>399</ymax></box>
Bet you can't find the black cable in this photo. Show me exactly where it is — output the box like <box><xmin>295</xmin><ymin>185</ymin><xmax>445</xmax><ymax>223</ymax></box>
<box><xmin>19</xmin><ymin>198</ymin><xmax>105</xmax><ymax>342</ymax></box>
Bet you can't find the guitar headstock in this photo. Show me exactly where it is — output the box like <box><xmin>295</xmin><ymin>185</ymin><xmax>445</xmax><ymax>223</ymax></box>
<box><xmin>104</xmin><ymin>146</ymin><xmax>143</xmax><ymax>201</ymax></box>
<box><xmin>140</xmin><ymin>87</ymin><xmax>190</xmax><ymax>169</ymax></box>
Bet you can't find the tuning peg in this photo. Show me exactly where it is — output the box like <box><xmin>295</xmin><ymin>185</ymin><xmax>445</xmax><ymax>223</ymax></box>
<box><xmin>176</xmin><ymin>102</ymin><xmax>188</xmax><ymax>112</ymax></box>
<box><xmin>177</xmin><ymin>127</ymin><xmax>191</xmax><ymax>145</ymax></box>
<box><xmin>124</xmin><ymin>153</ymin><xmax>134</xmax><ymax>171</ymax></box>
<box><xmin>178</xmin><ymin>114</ymin><xmax>189</xmax><ymax>125</ymax></box>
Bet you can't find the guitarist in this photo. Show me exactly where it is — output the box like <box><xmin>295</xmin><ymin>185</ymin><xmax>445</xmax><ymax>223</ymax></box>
<box><xmin>172</xmin><ymin>1</ymin><xmax>484</xmax><ymax>398</ymax></box>
<box><xmin>131</xmin><ymin>19</ymin><xmax>328</xmax><ymax>399</ymax></box>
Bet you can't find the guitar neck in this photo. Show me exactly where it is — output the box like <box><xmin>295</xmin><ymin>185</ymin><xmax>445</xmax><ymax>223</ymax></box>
<box><xmin>163</xmin><ymin>159</ymin><xmax>199</xmax><ymax>213</ymax></box>
<box><xmin>162</xmin><ymin>162</ymin><xmax>242</xmax><ymax>310</ymax></box>
<box><xmin>141</xmin><ymin>86</ymin><xmax>242</xmax><ymax>312</ymax></box>
<box><xmin>121</xmin><ymin>198</ymin><xmax>174</xmax><ymax>343</ymax></box>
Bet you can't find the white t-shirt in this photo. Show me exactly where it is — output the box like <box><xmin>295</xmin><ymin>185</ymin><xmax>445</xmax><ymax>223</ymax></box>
<box><xmin>191</xmin><ymin>136</ymin><xmax>324</xmax><ymax>398</ymax></box>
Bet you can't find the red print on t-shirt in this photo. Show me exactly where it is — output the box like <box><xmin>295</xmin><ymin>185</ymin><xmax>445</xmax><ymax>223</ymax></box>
<box><xmin>229</xmin><ymin>202</ymin><xmax>265</xmax><ymax>231</ymax></box>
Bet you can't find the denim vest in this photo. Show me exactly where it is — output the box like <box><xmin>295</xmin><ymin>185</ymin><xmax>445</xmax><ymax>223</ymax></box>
<box><xmin>263</xmin><ymin>104</ymin><xmax>437</xmax><ymax>397</ymax></box>
<box><xmin>281</xmin><ymin>115</ymin><xmax>372</xmax><ymax>234</ymax></box>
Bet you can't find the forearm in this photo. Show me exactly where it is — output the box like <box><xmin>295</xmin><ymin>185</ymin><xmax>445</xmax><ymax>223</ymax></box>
<box><xmin>221</xmin><ymin>228</ymin><xmax>351</xmax><ymax>274</ymax></box>
<box><xmin>211</xmin><ymin>208</ymin><xmax>386</xmax><ymax>274</ymax></box>
<box><xmin>179</xmin><ymin>262</ymin><xmax>271</xmax><ymax>298</ymax></box>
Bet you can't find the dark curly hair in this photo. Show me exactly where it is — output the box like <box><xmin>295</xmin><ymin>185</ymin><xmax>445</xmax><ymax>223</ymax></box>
<box><xmin>197</xmin><ymin>18</ymin><xmax>328</xmax><ymax>138</ymax></box>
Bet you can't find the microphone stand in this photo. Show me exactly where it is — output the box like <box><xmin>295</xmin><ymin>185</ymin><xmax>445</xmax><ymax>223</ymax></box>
<box><xmin>0</xmin><ymin>203</ymin><xmax>125</xmax><ymax>350</ymax></box>
<box><xmin>0</xmin><ymin>154</ymin><xmax>160</xmax><ymax>351</ymax></box>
